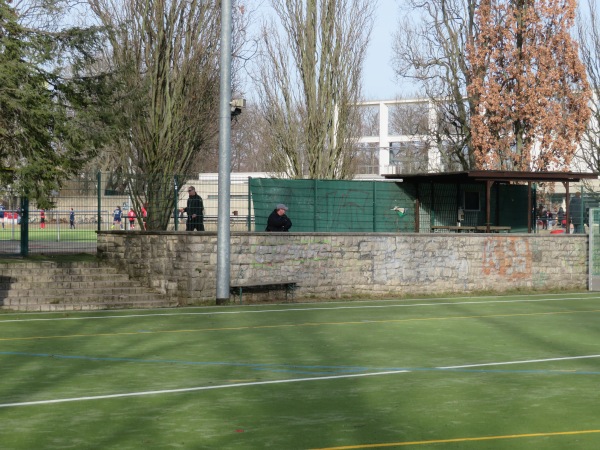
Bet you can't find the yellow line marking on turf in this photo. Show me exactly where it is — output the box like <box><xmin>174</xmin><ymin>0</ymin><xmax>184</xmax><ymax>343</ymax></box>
<box><xmin>311</xmin><ymin>429</ymin><xmax>600</xmax><ymax>449</ymax></box>
<box><xmin>1</xmin><ymin>309</ymin><xmax>600</xmax><ymax>342</ymax></box>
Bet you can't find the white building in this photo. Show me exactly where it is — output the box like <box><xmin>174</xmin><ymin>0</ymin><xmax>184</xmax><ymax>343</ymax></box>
<box><xmin>357</xmin><ymin>97</ymin><xmax>596</xmax><ymax>177</ymax></box>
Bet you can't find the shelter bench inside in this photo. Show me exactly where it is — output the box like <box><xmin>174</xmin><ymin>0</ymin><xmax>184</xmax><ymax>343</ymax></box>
<box><xmin>431</xmin><ymin>225</ymin><xmax>476</xmax><ymax>233</ymax></box>
<box><xmin>230</xmin><ymin>281</ymin><xmax>297</xmax><ymax>304</ymax></box>
<box><xmin>431</xmin><ymin>225</ymin><xmax>511</xmax><ymax>233</ymax></box>
<box><xmin>475</xmin><ymin>226</ymin><xmax>511</xmax><ymax>233</ymax></box>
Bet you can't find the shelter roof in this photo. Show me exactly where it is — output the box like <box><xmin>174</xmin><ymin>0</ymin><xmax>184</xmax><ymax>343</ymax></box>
<box><xmin>383</xmin><ymin>170</ymin><xmax>599</xmax><ymax>184</ymax></box>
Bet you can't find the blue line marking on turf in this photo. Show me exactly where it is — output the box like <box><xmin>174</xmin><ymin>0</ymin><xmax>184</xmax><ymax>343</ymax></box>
<box><xmin>0</xmin><ymin>351</ymin><xmax>370</xmax><ymax>375</ymax></box>
<box><xmin>1</xmin><ymin>351</ymin><xmax>600</xmax><ymax>376</ymax></box>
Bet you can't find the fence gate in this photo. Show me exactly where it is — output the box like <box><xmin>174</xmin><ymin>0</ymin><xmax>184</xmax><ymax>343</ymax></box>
<box><xmin>589</xmin><ymin>208</ymin><xmax>600</xmax><ymax>290</ymax></box>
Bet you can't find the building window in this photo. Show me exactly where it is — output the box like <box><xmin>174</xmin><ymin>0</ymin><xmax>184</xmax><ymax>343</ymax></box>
<box><xmin>464</xmin><ymin>191</ymin><xmax>480</xmax><ymax>211</ymax></box>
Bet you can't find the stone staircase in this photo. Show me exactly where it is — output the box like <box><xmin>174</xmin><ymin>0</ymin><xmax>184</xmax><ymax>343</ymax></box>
<box><xmin>0</xmin><ymin>261</ymin><xmax>177</xmax><ymax>311</ymax></box>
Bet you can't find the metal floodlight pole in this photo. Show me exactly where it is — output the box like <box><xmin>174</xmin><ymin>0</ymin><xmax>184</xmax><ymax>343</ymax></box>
<box><xmin>216</xmin><ymin>0</ymin><xmax>232</xmax><ymax>305</ymax></box>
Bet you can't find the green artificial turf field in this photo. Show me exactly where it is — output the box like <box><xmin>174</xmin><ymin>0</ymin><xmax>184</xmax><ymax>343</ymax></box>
<box><xmin>0</xmin><ymin>226</ymin><xmax>97</xmax><ymax>242</ymax></box>
<box><xmin>1</xmin><ymin>292</ymin><xmax>600</xmax><ymax>449</ymax></box>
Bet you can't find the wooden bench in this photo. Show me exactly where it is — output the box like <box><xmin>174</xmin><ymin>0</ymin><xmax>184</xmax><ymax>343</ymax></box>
<box><xmin>475</xmin><ymin>226</ymin><xmax>511</xmax><ymax>233</ymax></box>
<box><xmin>230</xmin><ymin>281</ymin><xmax>297</xmax><ymax>304</ymax></box>
<box><xmin>431</xmin><ymin>225</ymin><xmax>476</xmax><ymax>233</ymax></box>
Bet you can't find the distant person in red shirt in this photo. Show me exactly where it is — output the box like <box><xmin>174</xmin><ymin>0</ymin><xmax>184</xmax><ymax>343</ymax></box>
<box><xmin>141</xmin><ymin>204</ymin><xmax>148</xmax><ymax>230</ymax></box>
<box><xmin>40</xmin><ymin>210</ymin><xmax>46</xmax><ymax>229</ymax></box>
<box><xmin>128</xmin><ymin>208</ymin><xmax>136</xmax><ymax>230</ymax></box>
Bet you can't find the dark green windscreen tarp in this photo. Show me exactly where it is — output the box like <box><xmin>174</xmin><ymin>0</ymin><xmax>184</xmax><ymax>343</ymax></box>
<box><xmin>250</xmin><ymin>178</ymin><xmax>528</xmax><ymax>233</ymax></box>
<box><xmin>250</xmin><ymin>178</ymin><xmax>416</xmax><ymax>232</ymax></box>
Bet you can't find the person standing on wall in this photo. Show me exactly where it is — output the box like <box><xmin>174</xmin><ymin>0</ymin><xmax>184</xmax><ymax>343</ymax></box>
<box><xmin>569</xmin><ymin>192</ymin><xmax>583</xmax><ymax>234</ymax></box>
<box><xmin>557</xmin><ymin>206</ymin><xmax>565</xmax><ymax>228</ymax></box>
<box><xmin>266</xmin><ymin>203</ymin><xmax>292</xmax><ymax>232</ymax></box>
<box><xmin>180</xmin><ymin>186</ymin><xmax>204</xmax><ymax>231</ymax></box>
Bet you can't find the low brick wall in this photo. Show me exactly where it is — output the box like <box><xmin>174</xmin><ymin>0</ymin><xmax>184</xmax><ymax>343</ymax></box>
<box><xmin>97</xmin><ymin>231</ymin><xmax>588</xmax><ymax>304</ymax></box>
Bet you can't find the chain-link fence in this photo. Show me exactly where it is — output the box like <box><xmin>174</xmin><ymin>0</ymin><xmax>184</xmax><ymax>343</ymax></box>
<box><xmin>3</xmin><ymin>173</ymin><xmax>594</xmax><ymax>255</ymax></box>
<box><xmin>0</xmin><ymin>172</ymin><xmax>255</xmax><ymax>256</ymax></box>
<box><xmin>533</xmin><ymin>186</ymin><xmax>595</xmax><ymax>234</ymax></box>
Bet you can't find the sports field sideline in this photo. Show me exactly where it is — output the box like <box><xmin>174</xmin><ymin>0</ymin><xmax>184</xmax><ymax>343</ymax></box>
<box><xmin>1</xmin><ymin>292</ymin><xmax>600</xmax><ymax>449</ymax></box>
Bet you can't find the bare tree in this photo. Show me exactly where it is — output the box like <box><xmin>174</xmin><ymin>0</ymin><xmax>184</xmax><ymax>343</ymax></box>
<box><xmin>392</xmin><ymin>0</ymin><xmax>478</xmax><ymax>170</ymax></box>
<box><xmin>576</xmin><ymin>0</ymin><xmax>600</xmax><ymax>173</ymax></box>
<box><xmin>468</xmin><ymin>0</ymin><xmax>591</xmax><ymax>171</ymax></box>
<box><xmin>230</xmin><ymin>104</ymin><xmax>274</xmax><ymax>172</ymax></box>
<box><xmin>85</xmin><ymin>0</ymin><xmax>247</xmax><ymax>228</ymax></box>
<box><xmin>255</xmin><ymin>0</ymin><xmax>376</xmax><ymax>179</ymax></box>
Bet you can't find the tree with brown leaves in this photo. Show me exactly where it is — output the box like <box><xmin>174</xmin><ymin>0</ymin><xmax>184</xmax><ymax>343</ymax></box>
<box><xmin>467</xmin><ymin>0</ymin><xmax>591</xmax><ymax>171</ymax></box>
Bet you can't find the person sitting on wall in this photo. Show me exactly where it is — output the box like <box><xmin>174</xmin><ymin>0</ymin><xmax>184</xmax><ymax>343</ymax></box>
<box><xmin>266</xmin><ymin>204</ymin><xmax>292</xmax><ymax>232</ymax></box>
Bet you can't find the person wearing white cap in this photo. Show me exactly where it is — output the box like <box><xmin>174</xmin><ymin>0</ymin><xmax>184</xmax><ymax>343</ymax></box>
<box><xmin>266</xmin><ymin>203</ymin><xmax>292</xmax><ymax>232</ymax></box>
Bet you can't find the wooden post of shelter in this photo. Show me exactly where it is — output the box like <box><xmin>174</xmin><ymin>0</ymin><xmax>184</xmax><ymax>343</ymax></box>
<box><xmin>485</xmin><ymin>180</ymin><xmax>493</xmax><ymax>233</ymax></box>
<box><xmin>564</xmin><ymin>181</ymin><xmax>570</xmax><ymax>232</ymax></box>
<box><xmin>382</xmin><ymin>171</ymin><xmax>598</xmax><ymax>234</ymax></box>
<box><xmin>527</xmin><ymin>181</ymin><xmax>532</xmax><ymax>233</ymax></box>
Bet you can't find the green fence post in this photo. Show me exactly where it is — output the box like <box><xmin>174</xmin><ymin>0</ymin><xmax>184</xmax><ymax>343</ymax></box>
<box><xmin>580</xmin><ymin>186</ymin><xmax>584</xmax><ymax>231</ymax></box>
<box><xmin>314</xmin><ymin>179</ymin><xmax>318</xmax><ymax>232</ymax></box>
<box><xmin>247</xmin><ymin>177</ymin><xmax>252</xmax><ymax>231</ymax></box>
<box><xmin>373</xmin><ymin>181</ymin><xmax>377</xmax><ymax>232</ymax></box>
<box><xmin>97</xmin><ymin>171</ymin><xmax>102</xmax><ymax>232</ymax></box>
<box><xmin>20</xmin><ymin>197</ymin><xmax>29</xmax><ymax>257</ymax></box>
<box><xmin>174</xmin><ymin>175</ymin><xmax>179</xmax><ymax>231</ymax></box>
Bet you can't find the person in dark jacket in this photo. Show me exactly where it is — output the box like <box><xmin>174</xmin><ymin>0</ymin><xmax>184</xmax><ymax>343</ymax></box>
<box><xmin>180</xmin><ymin>186</ymin><xmax>205</xmax><ymax>231</ymax></box>
<box><xmin>569</xmin><ymin>192</ymin><xmax>583</xmax><ymax>234</ymax></box>
<box><xmin>266</xmin><ymin>203</ymin><xmax>292</xmax><ymax>232</ymax></box>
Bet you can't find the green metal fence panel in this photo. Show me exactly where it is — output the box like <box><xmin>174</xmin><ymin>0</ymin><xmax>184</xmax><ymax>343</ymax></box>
<box><xmin>0</xmin><ymin>173</ymin><xmax>540</xmax><ymax>255</ymax></box>
<box><xmin>498</xmin><ymin>184</ymin><xmax>529</xmax><ymax>232</ymax></box>
<box><xmin>249</xmin><ymin>178</ymin><xmax>416</xmax><ymax>232</ymax></box>
<box><xmin>26</xmin><ymin>174</ymin><xmax>102</xmax><ymax>254</ymax></box>
<box><xmin>410</xmin><ymin>182</ymin><xmax>528</xmax><ymax>232</ymax></box>
<box><xmin>373</xmin><ymin>181</ymin><xmax>416</xmax><ymax>232</ymax></box>
<box><xmin>0</xmin><ymin>197</ymin><xmax>22</xmax><ymax>255</ymax></box>
<box><xmin>0</xmin><ymin>172</ymin><xmax>257</xmax><ymax>255</ymax></box>
<box><xmin>590</xmin><ymin>208</ymin><xmax>600</xmax><ymax>290</ymax></box>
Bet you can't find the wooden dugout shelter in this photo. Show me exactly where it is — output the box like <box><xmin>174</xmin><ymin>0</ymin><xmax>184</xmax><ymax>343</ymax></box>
<box><xmin>384</xmin><ymin>171</ymin><xmax>599</xmax><ymax>233</ymax></box>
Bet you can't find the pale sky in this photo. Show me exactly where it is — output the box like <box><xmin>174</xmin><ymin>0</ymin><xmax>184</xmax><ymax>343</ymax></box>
<box><xmin>247</xmin><ymin>0</ymin><xmax>417</xmax><ymax>103</ymax></box>
<box><xmin>362</xmin><ymin>0</ymin><xmax>404</xmax><ymax>101</ymax></box>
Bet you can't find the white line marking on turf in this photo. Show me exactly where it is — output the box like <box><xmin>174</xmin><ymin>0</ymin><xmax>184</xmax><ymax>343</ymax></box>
<box><xmin>2</xmin><ymin>353</ymin><xmax>598</xmax><ymax>408</ymax></box>
<box><xmin>1</xmin><ymin>294</ymin><xmax>599</xmax><ymax>323</ymax></box>
<box><xmin>0</xmin><ymin>370</ymin><xmax>409</xmax><ymax>408</ymax></box>
<box><xmin>439</xmin><ymin>354</ymin><xmax>600</xmax><ymax>369</ymax></box>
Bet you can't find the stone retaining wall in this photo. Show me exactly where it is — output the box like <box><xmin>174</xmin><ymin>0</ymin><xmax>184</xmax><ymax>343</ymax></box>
<box><xmin>97</xmin><ymin>231</ymin><xmax>588</xmax><ymax>304</ymax></box>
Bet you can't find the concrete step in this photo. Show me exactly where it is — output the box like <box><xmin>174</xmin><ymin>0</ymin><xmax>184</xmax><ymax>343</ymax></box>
<box><xmin>0</xmin><ymin>272</ymin><xmax>129</xmax><ymax>283</ymax></box>
<box><xmin>0</xmin><ymin>260</ymin><xmax>174</xmax><ymax>311</ymax></box>
<box><xmin>1</xmin><ymin>299</ymin><xmax>177</xmax><ymax>312</ymax></box>
<box><xmin>0</xmin><ymin>262</ymin><xmax>105</xmax><ymax>274</ymax></box>
<box><xmin>0</xmin><ymin>268</ymin><xmax>122</xmax><ymax>280</ymax></box>
<box><xmin>0</xmin><ymin>278</ymin><xmax>134</xmax><ymax>290</ymax></box>
<box><xmin>1</xmin><ymin>293</ymin><xmax>174</xmax><ymax>306</ymax></box>
<box><xmin>0</xmin><ymin>286</ymin><xmax>153</xmax><ymax>298</ymax></box>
